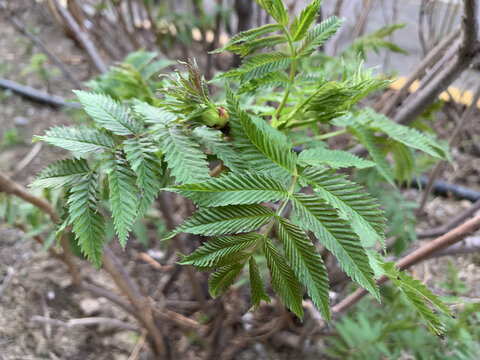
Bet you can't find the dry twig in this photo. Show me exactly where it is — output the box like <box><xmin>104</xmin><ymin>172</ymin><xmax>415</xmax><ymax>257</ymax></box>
<box><xmin>331</xmin><ymin>214</ymin><xmax>480</xmax><ymax>315</ymax></box>
<box><xmin>52</xmin><ymin>0</ymin><xmax>108</xmax><ymax>74</ymax></box>
<box><xmin>31</xmin><ymin>315</ymin><xmax>140</xmax><ymax>332</ymax></box>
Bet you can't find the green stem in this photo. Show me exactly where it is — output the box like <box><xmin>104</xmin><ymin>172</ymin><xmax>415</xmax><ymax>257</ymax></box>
<box><xmin>272</xmin><ymin>27</ymin><xmax>296</xmax><ymax>128</ymax></box>
<box><xmin>261</xmin><ymin>168</ymin><xmax>298</xmax><ymax>237</ymax></box>
<box><xmin>279</xmin><ymin>83</ymin><xmax>330</xmax><ymax>130</ymax></box>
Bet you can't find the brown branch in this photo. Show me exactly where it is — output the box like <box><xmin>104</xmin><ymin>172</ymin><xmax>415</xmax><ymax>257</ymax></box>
<box><xmin>9</xmin><ymin>142</ymin><xmax>42</xmax><ymax>177</ymax></box>
<box><xmin>81</xmin><ymin>282</ymin><xmax>137</xmax><ymax>317</ymax></box>
<box><xmin>393</xmin><ymin>0</ymin><xmax>479</xmax><ymax>126</ymax></box>
<box><xmin>102</xmin><ymin>248</ymin><xmax>167</xmax><ymax>356</ymax></box>
<box><xmin>0</xmin><ymin>1</ymin><xmax>83</xmax><ymax>89</ymax></box>
<box><xmin>158</xmin><ymin>192</ymin><xmax>207</xmax><ymax>311</ymax></box>
<box><xmin>333</xmin><ymin>0</ymin><xmax>344</xmax><ymax>16</ymax></box>
<box><xmin>350</xmin><ymin>0</ymin><xmax>374</xmax><ymax>42</ymax></box>
<box><xmin>331</xmin><ymin>214</ymin><xmax>480</xmax><ymax>316</ymax></box>
<box><xmin>52</xmin><ymin>0</ymin><xmax>108</xmax><ymax>74</ymax></box>
<box><xmin>152</xmin><ymin>306</ymin><xmax>208</xmax><ymax>333</ymax></box>
<box><xmin>417</xmin><ymin>199</ymin><xmax>480</xmax><ymax>239</ymax></box>
<box><xmin>0</xmin><ymin>172</ymin><xmax>59</xmax><ymax>222</ymax></box>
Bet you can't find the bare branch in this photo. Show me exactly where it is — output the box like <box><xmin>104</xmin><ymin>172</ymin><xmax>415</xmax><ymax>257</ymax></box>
<box><xmin>331</xmin><ymin>214</ymin><xmax>480</xmax><ymax>315</ymax></box>
<box><xmin>81</xmin><ymin>282</ymin><xmax>137</xmax><ymax>317</ymax></box>
<box><xmin>0</xmin><ymin>172</ymin><xmax>59</xmax><ymax>222</ymax></box>
<box><xmin>393</xmin><ymin>0</ymin><xmax>479</xmax><ymax>126</ymax></box>
<box><xmin>52</xmin><ymin>0</ymin><xmax>108</xmax><ymax>74</ymax></box>
<box><xmin>31</xmin><ymin>315</ymin><xmax>140</xmax><ymax>332</ymax></box>
<box><xmin>377</xmin><ymin>25</ymin><xmax>460</xmax><ymax>115</ymax></box>
<box><xmin>417</xmin><ymin>199</ymin><xmax>480</xmax><ymax>239</ymax></box>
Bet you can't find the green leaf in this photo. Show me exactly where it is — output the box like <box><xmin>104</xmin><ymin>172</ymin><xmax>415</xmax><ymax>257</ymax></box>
<box><xmin>220</xmin><ymin>51</ymin><xmax>291</xmax><ymax>82</ymax></box>
<box><xmin>348</xmin><ymin>123</ymin><xmax>395</xmax><ymax>186</ymax></box>
<box><xmin>239</xmin><ymin>103</ymin><xmax>297</xmax><ymax>174</ymax></box>
<box><xmin>157</xmin><ymin>123</ymin><xmax>210</xmax><ymax>183</ymax></box>
<box><xmin>290</xmin><ymin>0</ymin><xmax>322</xmax><ymax>41</ymax></box>
<box><xmin>357</xmin><ymin>108</ymin><xmax>448</xmax><ymax>159</ymax></box>
<box><xmin>238</xmin><ymin>71</ymin><xmax>290</xmax><ymax>94</ymax></box>
<box><xmin>140</xmin><ymin>59</ymin><xmax>175</xmax><ymax>79</ymax></box>
<box><xmin>277</xmin><ymin>218</ymin><xmax>330</xmax><ymax>321</ymax></box>
<box><xmin>67</xmin><ymin>172</ymin><xmax>105</xmax><ymax>269</ymax></box>
<box><xmin>212</xmin><ymin>23</ymin><xmax>283</xmax><ymax>54</ymax></box>
<box><xmin>31</xmin><ymin>158</ymin><xmax>91</xmax><ymax>189</ymax></box>
<box><xmin>297</xmin><ymin>147</ymin><xmax>375</xmax><ymax>169</ymax></box>
<box><xmin>263</xmin><ymin>237</ymin><xmax>304</xmax><ymax>318</ymax></box>
<box><xmin>282</xmin><ymin>81</ymin><xmax>356</xmax><ymax>128</ymax></box>
<box><xmin>249</xmin><ymin>256</ymin><xmax>271</xmax><ymax>308</ymax></box>
<box><xmin>297</xmin><ymin>16</ymin><xmax>344</xmax><ymax>57</ymax></box>
<box><xmin>226</xmin><ymin>86</ymin><xmax>295</xmax><ymax>180</ymax></box>
<box><xmin>300</xmin><ymin>167</ymin><xmax>386</xmax><ymax>249</ymax></box>
<box><xmin>208</xmin><ymin>262</ymin><xmax>246</xmax><ymax>298</ymax></box>
<box><xmin>74</xmin><ymin>90</ymin><xmax>140</xmax><ymax>135</ymax></box>
<box><xmin>166</xmin><ymin>204</ymin><xmax>274</xmax><ymax>239</ymax></box>
<box><xmin>384</xmin><ymin>262</ymin><xmax>453</xmax><ymax>337</ymax></box>
<box><xmin>192</xmin><ymin>126</ymin><xmax>245</xmax><ymax>171</ymax></box>
<box><xmin>227</xmin><ymin>35</ymin><xmax>288</xmax><ymax>57</ymax></box>
<box><xmin>103</xmin><ymin>151</ymin><xmax>139</xmax><ymax>247</ymax></box>
<box><xmin>124</xmin><ymin>136</ymin><xmax>163</xmax><ymax>219</ymax></box>
<box><xmin>124</xmin><ymin>51</ymin><xmax>157</xmax><ymax>69</ymax></box>
<box><xmin>34</xmin><ymin>126</ymin><xmax>115</xmax><ymax>154</ymax></box>
<box><xmin>167</xmin><ymin>171</ymin><xmax>289</xmax><ymax>207</ymax></box>
<box><xmin>290</xmin><ymin>193</ymin><xmax>378</xmax><ymax>298</ymax></box>
<box><xmin>133</xmin><ymin>100</ymin><xmax>177</xmax><ymax>125</ymax></box>
<box><xmin>180</xmin><ymin>233</ymin><xmax>261</xmax><ymax>268</ymax></box>
<box><xmin>391</xmin><ymin>142</ymin><xmax>416</xmax><ymax>185</ymax></box>
<box><xmin>254</xmin><ymin>0</ymin><xmax>289</xmax><ymax>25</ymax></box>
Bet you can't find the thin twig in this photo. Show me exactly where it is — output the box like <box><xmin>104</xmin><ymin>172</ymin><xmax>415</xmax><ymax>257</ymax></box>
<box><xmin>9</xmin><ymin>142</ymin><xmax>42</xmax><ymax>177</ymax></box>
<box><xmin>393</xmin><ymin>0</ymin><xmax>479</xmax><ymax>126</ymax></box>
<box><xmin>81</xmin><ymin>282</ymin><xmax>137</xmax><ymax>317</ymax></box>
<box><xmin>152</xmin><ymin>306</ymin><xmax>208</xmax><ymax>332</ymax></box>
<box><xmin>128</xmin><ymin>330</ymin><xmax>147</xmax><ymax>360</ymax></box>
<box><xmin>417</xmin><ymin>199</ymin><xmax>480</xmax><ymax>239</ymax></box>
<box><xmin>350</xmin><ymin>0</ymin><xmax>373</xmax><ymax>42</ymax></box>
<box><xmin>52</xmin><ymin>0</ymin><xmax>108</xmax><ymax>74</ymax></box>
<box><xmin>102</xmin><ymin>248</ymin><xmax>167</xmax><ymax>356</ymax></box>
<box><xmin>0</xmin><ymin>172</ymin><xmax>58</xmax><ymax>222</ymax></box>
<box><xmin>158</xmin><ymin>192</ymin><xmax>207</xmax><ymax>312</ymax></box>
<box><xmin>331</xmin><ymin>214</ymin><xmax>480</xmax><ymax>316</ymax></box>
<box><xmin>31</xmin><ymin>315</ymin><xmax>140</xmax><ymax>332</ymax></box>
<box><xmin>0</xmin><ymin>246</ymin><xmax>32</xmax><ymax>296</ymax></box>
<box><xmin>38</xmin><ymin>291</ymin><xmax>52</xmax><ymax>339</ymax></box>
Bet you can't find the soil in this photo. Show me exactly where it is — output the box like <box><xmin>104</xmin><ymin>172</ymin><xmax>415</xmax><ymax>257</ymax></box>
<box><xmin>0</xmin><ymin>2</ymin><xmax>479</xmax><ymax>360</ymax></box>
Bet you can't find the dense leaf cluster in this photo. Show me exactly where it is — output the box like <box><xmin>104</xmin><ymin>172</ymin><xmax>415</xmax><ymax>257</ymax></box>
<box><xmin>32</xmin><ymin>0</ymin><xmax>451</xmax><ymax>332</ymax></box>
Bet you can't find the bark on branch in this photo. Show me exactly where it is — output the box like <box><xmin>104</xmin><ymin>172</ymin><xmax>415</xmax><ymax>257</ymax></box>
<box><xmin>331</xmin><ymin>214</ymin><xmax>480</xmax><ymax>316</ymax></box>
<box><xmin>393</xmin><ymin>0</ymin><xmax>479</xmax><ymax>126</ymax></box>
<box><xmin>52</xmin><ymin>0</ymin><xmax>108</xmax><ymax>74</ymax></box>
